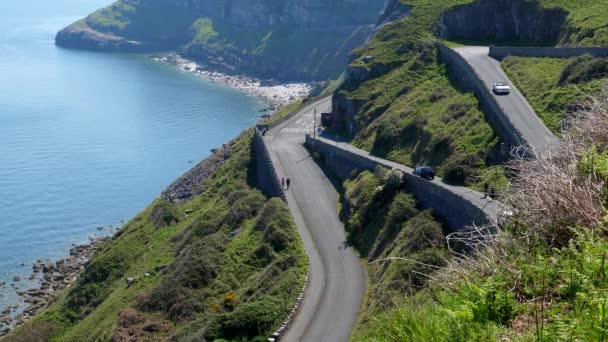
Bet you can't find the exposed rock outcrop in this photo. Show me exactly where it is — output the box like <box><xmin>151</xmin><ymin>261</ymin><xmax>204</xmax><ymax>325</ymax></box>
<box><xmin>441</xmin><ymin>0</ymin><xmax>568</xmax><ymax>45</ymax></box>
<box><xmin>161</xmin><ymin>135</ymin><xmax>238</xmax><ymax>202</ymax></box>
<box><xmin>0</xmin><ymin>238</ymin><xmax>109</xmax><ymax>335</ymax></box>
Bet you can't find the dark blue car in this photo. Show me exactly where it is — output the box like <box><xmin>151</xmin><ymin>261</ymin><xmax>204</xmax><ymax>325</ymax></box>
<box><xmin>414</xmin><ymin>166</ymin><xmax>435</xmax><ymax>180</ymax></box>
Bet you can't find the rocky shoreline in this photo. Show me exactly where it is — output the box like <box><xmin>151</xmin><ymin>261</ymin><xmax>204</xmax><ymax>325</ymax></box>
<box><xmin>150</xmin><ymin>54</ymin><xmax>312</xmax><ymax>109</ymax></box>
<box><xmin>0</xmin><ymin>237</ymin><xmax>110</xmax><ymax>337</ymax></box>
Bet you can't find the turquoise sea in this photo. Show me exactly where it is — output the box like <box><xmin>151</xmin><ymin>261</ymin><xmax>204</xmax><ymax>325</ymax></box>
<box><xmin>0</xmin><ymin>0</ymin><xmax>263</xmax><ymax>308</ymax></box>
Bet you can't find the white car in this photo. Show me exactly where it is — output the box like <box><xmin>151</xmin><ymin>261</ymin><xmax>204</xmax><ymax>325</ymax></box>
<box><xmin>493</xmin><ymin>82</ymin><xmax>511</xmax><ymax>95</ymax></box>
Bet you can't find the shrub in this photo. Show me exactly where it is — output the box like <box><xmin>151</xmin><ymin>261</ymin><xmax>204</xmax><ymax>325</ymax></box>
<box><xmin>148</xmin><ymin>201</ymin><xmax>180</xmax><ymax>229</ymax></box>
<box><xmin>207</xmin><ymin>296</ymin><xmax>283</xmax><ymax>340</ymax></box>
<box><xmin>443</xmin><ymin>101</ymin><xmax>473</xmax><ymax>122</ymax></box>
<box><xmin>254</xmin><ymin>199</ymin><xmax>294</xmax><ymax>252</ymax></box>
<box><xmin>224</xmin><ymin>190</ymin><xmax>266</xmax><ymax>228</ymax></box>
<box><xmin>443</xmin><ymin>155</ymin><xmax>480</xmax><ymax>185</ymax></box>
<box><xmin>249</xmin><ymin>243</ymin><xmax>274</xmax><ymax>267</ymax></box>
<box><xmin>1</xmin><ymin>320</ymin><xmax>59</xmax><ymax>342</ymax></box>
<box><xmin>374</xmin><ymin>117</ymin><xmax>401</xmax><ymax>151</ymax></box>
<box><xmin>117</xmin><ymin>308</ymin><xmax>145</xmax><ymax>327</ymax></box>
<box><xmin>222</xmin><ymin>292</ymin><xmax>237</xmax><ymax>310</ymax></box>
<box><xmin>110</xmin><ymin>308</ymin><xmax>170</xmax><ymax>341</ymax></box>
<box><xmin>559</xmin><ymin>55</ymin><xmax>608</xmax><ymax>85</ymax></box>
<box><xmin>470</xmin><ymin>287</ymin><xmax>516</xmax><ymax>326</ymax></box>
<box><xmin>400</xmin><ymin>213</ymin><xmax>444</xmax><ymax>255</ymax></box>
<box><xmin>172</xmin><ymin>238</ymin><xmax>223</xmax><ymax>288</ymax></box>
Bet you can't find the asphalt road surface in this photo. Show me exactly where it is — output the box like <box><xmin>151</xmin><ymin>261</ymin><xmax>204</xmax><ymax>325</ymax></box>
<box><xmin>265</xmin><ymin>97</ymin><xmax>367</xmax><ymax>342</ymax></box>
<box><xmin>454</xmin><ymin>46</ymin><xmax>555</xmax><ymax>151</ymax></box>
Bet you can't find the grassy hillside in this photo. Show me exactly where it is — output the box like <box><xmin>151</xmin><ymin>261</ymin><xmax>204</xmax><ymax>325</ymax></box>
<box><xmin>336</xmin><ymin>167</ymin><xmax>450</xmax><ymax>340</ymax></box>
<box><xmin>545</xmin><ymin>0</ymin><xmax>608</xmax><ymax>46</ymax></box>
<box><xmin>502</xmin><ymin>55</ymin><xmax>608</xmax><ymax>132</ymax></box>
<box><xmin>347</xmin><ymin>90</ymin><xmax>608</xmax><ymax>341</ymax></box>
<box><xmin>5</xmin><ymin>130</ymin><xmax>307</xmax><ymax>342</ymax></box>
<box><xmin>333</xmin><ymin>0</ymin><xmax>608</xmax><ymax>188</ymax></box>
<box><xmin>335</xmin><ymin>1</ymin><xmax>504</xmax><ymax>188</ymax></box>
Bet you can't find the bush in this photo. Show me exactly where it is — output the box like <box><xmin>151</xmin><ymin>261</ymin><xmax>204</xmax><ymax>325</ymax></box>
<box><xmin>470</xmin><ymin>287</ymin><xmax>516</xmax><ymax>326</ymax></box>
<box><xmin>443</xmin><ymin>155</ymin><xmax>481</xmax><ymax>186</ymax></box>
<box><xmin>207</xmin><ymin>296</ymin><xmax>283</xmax><ymax>340</ymax></box>
<box><xmin>224</xmin><ymin>190</ymin><xmax>266</xmax><ymax>228</ymax></box>
<box><xmin>249</xmin><ymin>243</ymin><xmax>274</xmax><ymax>267</ymax></box>
<box><xmin>2</xmin><ymin>320</ymin><xmax>59</xmax><ymax>342</ymax></box>
<box><xmin>222</xmin><ymin>292</ymin><xmax>237</xmax><ymax>310</ymax></box>
<box><xmin>172</xmin><ymin>238</ymin><xmax>224</xmax><ymax>288</ymax></box>
<box><xmin>148</xmin><ymin>201</ymin><xmax>180</xmax><ymax>229</ymax></box>
<box><xmin>443</xmin><ymin>101</ymin><xmax>473</xmax><ymax>122</ymax></box>
<box><xmin>374</xmin><ymin>117</ymin><xmax>401</xmax><ymax>151</ymax></box>
<box><xmin>559</xmin><ymin>55</ymin><xmax>608</xmax><ymax>85</ymax></box>
<box><xmin>254</xmin><ymin>199</ymin><xmax>294</xmax><ymax>252</ymax></box>
<box><xmin>400</xmin><ymin>213</ymin><xmax>445</xmax><ymax>255</ymax></box>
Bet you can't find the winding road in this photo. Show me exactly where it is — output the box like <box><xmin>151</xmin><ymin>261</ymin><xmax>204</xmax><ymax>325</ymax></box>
<box><xmin>264</xmin><ymin>97</ymin><xmax>366</xmax><ymax>342</ymax></box>
<box><xmin>264</xmin><ymin>45</ymin><xmax>549</xmax><ymax>341</ymax></box>
<box><xmin>454</xmin><ymin>46</ymin><xmax>556</xmax><ymax>150</ymax></box>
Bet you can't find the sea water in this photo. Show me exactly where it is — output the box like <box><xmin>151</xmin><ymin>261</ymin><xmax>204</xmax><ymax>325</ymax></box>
<box><xmin>0</xmin><ymin>0</ymin><xmax>263</xmax><ymax>308</ymax></box>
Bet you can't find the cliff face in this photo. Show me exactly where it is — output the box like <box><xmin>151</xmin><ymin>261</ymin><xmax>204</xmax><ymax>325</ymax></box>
<box><xmin>442</xmin><ymin>0</ymin><xmax>568</xmax><ymax>46</ymax></box>
<box><xmin>331</xmin><ymin>0</ymin><xmax>573</xmax><ymax>131</ymax></box>
<box><xmin>56</xmin><ymin>0</ymin><xmax>385</xmax><ymax>81</ymax></box>
<box><xmin>140</xmin><ymin>0</ymin><xmax>381</xmax><ymax>28</ymax></box>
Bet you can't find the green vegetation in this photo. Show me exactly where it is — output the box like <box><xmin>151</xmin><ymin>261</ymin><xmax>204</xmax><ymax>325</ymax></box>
<box><xmin>65</xmin><ymin>0</ymin><xmax>382</xmax><ymax>80</ymax></box>
<box><xmin>320</xmin><ymin>73</ymin><xmax>345</xmax><ymax>97</ymax></box>
<box><xmin>85</xmin><ymin>1</ymin><xmax>199</xmax><ymax>44</ymax></box>
<box><xmin>6</xmin><ymin>130</ymin><xmax>307</xmax><ymax>342</ymax></box>
<box><xmin>335</xmin><ymin>0</ymin><xmax>608</xmax><ymax>187</ymax></box>
<box><xmin>543</xmin><ymin>0</ymin><xmax>608</xmax><ymax>46</ymax></box>
<box><xmin>334</xmin><ymin>1</ymin><xmax>511</xmax><ymax>188</ymax></box>
<box><xmin>259</xmin><ymin>99</ymin><xmax>305</xmax><ymax>127</ymax></box>
<box><xmin>362</xmin><ymin>227</ymin><xmax>608</xmax><ymax>341</ymax></box>
<box><xmin>184</xmin><ymin>20</ymin><xmax>372</xmax><ymax>80</ymax></box>
<box><xmin>349</xmin><ymin>92</ymin><xmax>608</xmax><ymax>341</ymax></box>
<box><xmin>338</xmin><ymin>168</ymin><xmax>450</xmax><ymax>339</ymax></box>
<box><xmin>502</xmin><ymin>55</ymin><xmax>608</xmax><ymax>132</ymax></box>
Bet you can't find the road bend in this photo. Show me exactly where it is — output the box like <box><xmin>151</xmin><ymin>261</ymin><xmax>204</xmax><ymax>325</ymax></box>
<box><xmin>454</xmin><ymin>46</ymin><xmax>555</xmax><ymax>151</ymax></box>
<box><xmin>264</xmin><ymin>97</ymin><xmax>367</xmax><ymax>342</ymax></box>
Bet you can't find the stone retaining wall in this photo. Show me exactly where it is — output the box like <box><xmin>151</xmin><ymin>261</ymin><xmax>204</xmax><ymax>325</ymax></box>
<box><xmin>253</xmin><ymin>130</ymin><xmax>285</xmax><ymax>200</ymax></box>
<box><xmin>489</xmin><ymin>46</ymin><xmax>608</xmax><ymax>60</ymax></box>
<box><xmin>307</xmin><ymin>135</ymin><xmax>494</xmax><ymax>231</ymax></box>
<box><xmin>253</xmin><ymin>129</ymin><xmax>309</xmax><ymax>341</ymax></box>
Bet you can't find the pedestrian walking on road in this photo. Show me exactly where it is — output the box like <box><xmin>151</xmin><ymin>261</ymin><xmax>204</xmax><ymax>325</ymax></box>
<box><xmin>286</xmin><ymin>178</ymin><xmax>291</xmax><ymax>190</ymax></box>
<box><xmin>482</xmin><ymin>182</ymin><xmax>489</xmax><ymax>199</ymax></box>
<box><xmin>281</xmin><ymin>177</ymin><xmax>286</xmax><ymax>189</ymax></box>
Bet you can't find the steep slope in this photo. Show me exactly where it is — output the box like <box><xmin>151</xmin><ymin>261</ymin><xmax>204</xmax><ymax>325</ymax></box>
<box><xmin>4</xmin><ymin>130</ymin><xmax>307</xmax><ymax>341</ymax></box>
<box><xmin>55</xmin><ymin>0</ymin><xmax>385</xmax><ymax>81</ymax></box>
<box><xmin>337</xmin><ymin>168</ymin><xmax>449</xmax><ymax>340</ymax></box>
<box><xmin>357</xmin><ymin>88</ymin><xmax>608</xmax><ymax>342</ymax></box>
<box><xmin>331</xmin><ymin>0</ymin><xmax>608</xmax><ymax>188</ymax></box>
<box><xmin>502</xmin><ymin>55</ymin><xmax>608</xmax><ymax>132</ymax></box>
